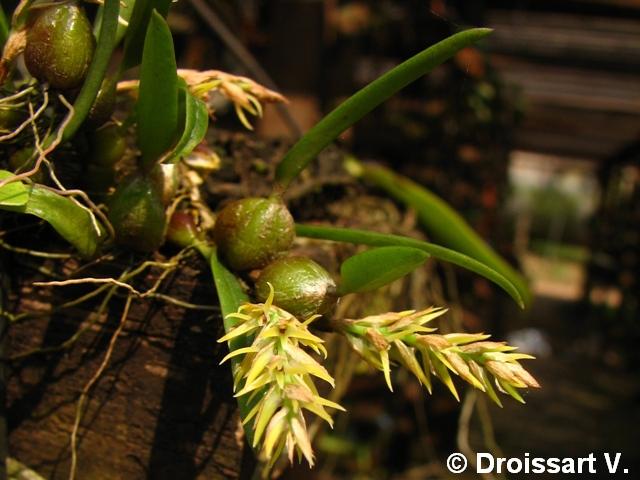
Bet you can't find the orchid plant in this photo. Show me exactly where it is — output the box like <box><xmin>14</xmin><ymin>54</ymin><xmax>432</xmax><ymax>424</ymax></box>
<box><xmin>0</xmin><ymin>1</ymin><xmax>537</xmax><ymax>477</ymax></box>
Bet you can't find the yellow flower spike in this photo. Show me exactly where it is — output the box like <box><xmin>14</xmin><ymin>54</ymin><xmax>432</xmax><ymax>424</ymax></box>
<box><xmin>217</xmin><ymin>288</ymin><xmax>345</xmax><ymax>471</ymax></box>
<box><xmin>337</xmin><ymin>306</ymin><xmax>538</xmax><ymax>404</ymax></box>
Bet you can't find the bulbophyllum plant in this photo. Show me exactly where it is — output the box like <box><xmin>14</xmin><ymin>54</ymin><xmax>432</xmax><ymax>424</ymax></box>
<box><xmin>0</xmin><ymin>1</ymin><xmax>537</xmax><ymax>477</ymax></box>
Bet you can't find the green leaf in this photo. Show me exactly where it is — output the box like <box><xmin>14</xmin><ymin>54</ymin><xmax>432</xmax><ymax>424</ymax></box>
<box><xmin>339</xmin><ymin>246</ymin><xmax>428</xmax><ymax>295</ymax></box>
<box><xmin>165</xmin><ymin>87</ymin><xmax>209</xmax><ymax>163</ymax></box>
<box><xmin>274</xmin><ymin>28</ymin><xmax>492</xmax><ymax>189</ymax></box>
<box><xmin>61</xmin><ymin>0</ymin><xmax>120</xmax><ymax>142</ymax></box>
<box><xmin>347</xmin><ymin>160</ymin><xmax>531</xmax><ymax>307</ymax></box>
<box><xmin>296</xmin><ymin>224</ymin><xmax>526</xmax><ymax>309</ymax></box>
<box><xmin>208</xmin><ymin>248</ymin><xmax>256</xmax><ymax>447</ymax></box>
<box><xmin>121</xmin><ymin>0</ymin><xmax>173</xmax><ymax>71</ymax></box>
<box><xmin>0</xmin><ymin>171</ymin><xmax>29</xmax><ymax>207</ymax></box>
<box><xmin>209</xmin><ymin>247</ymin><xmax>249</xmax><ymax>324</ymax></box>
<box><xmin>137</xmin><ymin>10</ymin><xmax>179</xmax><ymax>170</ymax></box>
<box><xmin>1</xmin><ymin>185</ymin><xmax>102</xmax><ymax>258</ymax></box>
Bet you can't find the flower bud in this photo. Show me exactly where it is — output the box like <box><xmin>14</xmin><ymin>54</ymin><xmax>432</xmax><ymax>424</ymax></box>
<box><xmin>213</xmin><ymin>197</ymin><xmax>294</xmax><ymax>271</ymax></box>
<box><xmin>24</xmin><ymin>2</ymin><xmax>95</xmax><ymax>89</ymax></box>
<box><xmin>255</xmin><ymin>256</ymin><xmax>337</xmax><ymax>319</ymax></box>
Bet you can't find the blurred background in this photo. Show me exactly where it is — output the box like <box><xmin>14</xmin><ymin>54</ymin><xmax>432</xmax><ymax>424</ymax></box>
<box><xmin>159</xmin><ymin>0</ymin><xmax>640</xmax><ymax>478</ymax></box>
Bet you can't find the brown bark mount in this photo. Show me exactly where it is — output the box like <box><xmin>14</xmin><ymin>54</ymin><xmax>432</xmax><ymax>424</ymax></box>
<box><xmin>6</xmin><ymin>255</ymin><xmax>243</xmax><ymax>479</ymax></box>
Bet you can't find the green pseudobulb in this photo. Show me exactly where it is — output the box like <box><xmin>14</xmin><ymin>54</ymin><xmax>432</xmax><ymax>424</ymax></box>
<box><xmin>85</xmin><ymin>124</ymin><xmax>126</xmax><ymax>197</ymax></box>
<box><xmin>107</xmin><ymin>170</ymin><xmax>166</xmax><ymax>252</ymax></box>
<box><xmin>213</xmin><ymin>197</ymin><xmax>295</xmax><ymax>271</ymax></box>
<box><xmin>255</xmin><ymin>256</ymin><xmax>337</xmax><ymax>319</ymax></box>
<box><xmin>24</xmin><ymin>2</ymin><xmax>95</xmax><ymax>89</ymax></box>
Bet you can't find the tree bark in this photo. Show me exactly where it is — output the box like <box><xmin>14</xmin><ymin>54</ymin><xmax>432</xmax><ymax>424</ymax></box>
<box><xmin>6</xmin><ymin>256</ymin><xmax>243</xmax><ymax>479</ymax></box>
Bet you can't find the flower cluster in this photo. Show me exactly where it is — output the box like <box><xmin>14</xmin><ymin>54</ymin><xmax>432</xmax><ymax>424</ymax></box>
<box><xmin>218</xmin><ymin>284</ymin><xmax>344</xmax><ymax>469</ymax></box>
<box><xmin>117</xmin><ymin>69</ymin><xmax>285</xmax><ymax>130</ymax></box>
<box><xmin>177</xmin><ymin>69</ymin><xmax>286</xmax><ymax>130</ymax></box>
<box><xmin>336</xmin><ymin>307</ymin><xmax>539</xmax><ymax>405</ymax></box>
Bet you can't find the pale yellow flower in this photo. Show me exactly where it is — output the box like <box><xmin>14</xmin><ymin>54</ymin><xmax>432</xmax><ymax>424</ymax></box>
<box><xmin>218</xmin><ymin>283</ymin><xmax>344</xmax><ymax>470</ymax></box>
<box><xmin>337</xmin><ymin>307</ymin><xmax>539</xmax><ymax>405</ymax></box>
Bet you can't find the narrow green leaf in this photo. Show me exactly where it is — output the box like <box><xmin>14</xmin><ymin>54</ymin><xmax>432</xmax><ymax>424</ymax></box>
<box><xmin>0</xmin><ymin>171</ymin><xmax>28</xmax><ymax>206</ymax></box>
<box><xmin>209</xmin><ymin>247</ymin><xmax>249</xmax><ymax>326</ymax></box>
<box><xmin>121</xmin><ymin>0</ymin><xmax>172</xmax><ymax>70</ymax></box>
<box><xmin>274</xmin><ymin>28</ymin><xmax>492</xmax><ymax>189</ymax></box>
<box><xmin>348</xmin><ymin>160</ymin><xmax>531</xmax><ymax>307</ymax></box>
<box><xmin>165</xmin><ymin>88</ymin><xmax>209</xmax><ymax>163</ymax></box>
<box><xmin>137</xmin><ymin>10</ymin><xmax>179</xmax><ymax>170</ymax></box>
<box><xmin>296</xmin><ymin>224</ymin><xmax>525</xmax><ymax>309</ymax></box>
<box><xmin>209</xmin><ymin>248</ymin><xmax>256</xmax><ymax>447</ymax></box>
<box><xmin>339</xmin><ymin>246</ymin><xmax>428</xmax><ymax>295</ymax></box>
<box><xmin>62</xmin><ymin>0</ymin><xmax>120</xmax><ymax>141</ymax></box>
<box><xmin>1</xmin><ymin>185</ymin><xmax>102</xmax><ymax>258</ymax></box>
